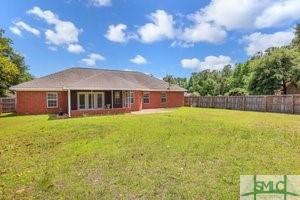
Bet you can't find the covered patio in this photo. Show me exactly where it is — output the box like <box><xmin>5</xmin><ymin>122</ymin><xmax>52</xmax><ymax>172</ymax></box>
<box><xmin>67</xmin><ymin>90</ymin><xmax>136</xmax><ymax>117</ymax></box>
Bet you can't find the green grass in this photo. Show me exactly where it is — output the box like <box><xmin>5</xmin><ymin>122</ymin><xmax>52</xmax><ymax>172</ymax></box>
<box><xmin>0</xmin><ymin>107</ymin><xmax>299</xmax><ymax>199</ymax></box>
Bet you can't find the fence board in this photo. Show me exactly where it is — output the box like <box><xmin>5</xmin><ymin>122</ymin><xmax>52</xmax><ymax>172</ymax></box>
<box><xmin>184</xmin><ymin>95</ymin><xmax>300</xmax><ymax>115</ymax></box>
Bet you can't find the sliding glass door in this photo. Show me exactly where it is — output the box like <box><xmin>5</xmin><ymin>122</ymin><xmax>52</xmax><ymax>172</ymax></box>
<box><xmin>77</xmin><ymin>92</ymin><xmax>104</xmax><ymax>109</ymax></box>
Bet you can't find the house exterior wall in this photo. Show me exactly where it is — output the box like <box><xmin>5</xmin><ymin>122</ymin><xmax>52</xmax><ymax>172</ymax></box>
<box><xmin>142</xmin><ymin>91</ymin><xmax>184</xmax><ymax>109</ymax></box>
<box><xmin>16</xmin><ymin>91</ymin><xmax>68</xmax><ymax>115</ymax></box>
<box><xmin>15</xmin><ymin>90</ymin><xmax>184</xmax><ymax>116</ymax></box>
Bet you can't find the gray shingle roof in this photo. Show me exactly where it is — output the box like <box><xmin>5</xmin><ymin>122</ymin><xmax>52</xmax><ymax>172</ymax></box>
<box><xmin>11</xmin><ymin>67</ymin><xmax>186</xmax><ymax>92</ymax></box>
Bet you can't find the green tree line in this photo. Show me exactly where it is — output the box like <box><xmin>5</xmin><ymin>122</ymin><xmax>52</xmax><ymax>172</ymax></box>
<box><xmin>164</xmin><ymin>25</ymin><xmax>300</xmax><ymax>96</ymax></box>
<box><xmin>0</xmin><ymin>29</ymin><xmax>33</xmax><ymax>97</ymax></box>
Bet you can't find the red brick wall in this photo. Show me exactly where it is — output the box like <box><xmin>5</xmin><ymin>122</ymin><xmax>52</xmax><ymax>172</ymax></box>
<box><xmin>142</xmin><ymin>91</ymin><xmax>184</xmax><ymax>109</ymax></box>
<box><xmin>16</xmin><ymin>91</ymin><xmax>68</xmax><ymax>115</ymax></box>
<box><xmin>15</xmin><ymin>90</ymin><xmax>183</xmax><ymax>115</ymax></box>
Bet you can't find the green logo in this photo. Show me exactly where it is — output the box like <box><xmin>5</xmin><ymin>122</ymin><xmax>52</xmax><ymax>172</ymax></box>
<box><xmin>240</xmin><ymin>175</ymin><xmax>300</xmax><ymax>200</ymax></box>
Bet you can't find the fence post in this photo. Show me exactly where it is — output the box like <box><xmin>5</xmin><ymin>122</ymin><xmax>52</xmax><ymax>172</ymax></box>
<box><xmin>243</xmin><ymin>96</ymin><xmax>246</xmax><ymax>111</ymax></box>
<box><xmin>0</xmin><ymin>98</ymin><xmax>2</xmax><ymax>114</ymax></box>
<box><xmin>225</xmin><ymin>96</ymin><xmax>228</xmax><ymax>109</ymax></box>
<box><xmin>292</xmin><ymin>95</ymin><xmax>295</xmax><ymax>114</ymax></box>
<box><xmin>264</xmin><ymin>96</ymin><xmax>268</xmax><ymax>112</ymax></box>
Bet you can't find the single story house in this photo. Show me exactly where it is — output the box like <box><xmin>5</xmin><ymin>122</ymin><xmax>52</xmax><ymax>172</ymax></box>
<box><xmin>10</xmin><ymin>67</ymin><xmax>186</xmax><ymax>117</ymax></box>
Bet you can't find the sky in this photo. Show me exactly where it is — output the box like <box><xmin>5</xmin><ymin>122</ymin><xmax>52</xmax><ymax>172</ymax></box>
<box><xmin>0</xmin><ymin>0</ymin><xmax>299</xmax><ymax>78</ymax></box>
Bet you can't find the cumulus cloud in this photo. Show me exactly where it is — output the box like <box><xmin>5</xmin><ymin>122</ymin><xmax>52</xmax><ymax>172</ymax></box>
<box><xmin>191</xmin><ymin>0</ymin><xmax>300</xmax><ymax>30</ymax></box>
<box><xmin>179</xmin><ymin>22</ymin><xmax>227</xmax><ymax>44</ymax></box>
<box><xmin>81</xmin><ymin>53</ymin><xmax>105</xmax><ymax>66</ymax></box>
<box><xmin>67</xmin><ymin>44</ymin><xmax>85</xmax><ymax>54</ymax></box>
<box><xmin>138</xmin><ymin>10</ymin><xmax>175</xmax><ymax>43</ymax></box>
<box><xmin>181</xmin><ymin>55</ymin><xmax>232</xmax><ymax>71</ymax></box>
<box><xmin>9</xmin><ymin>26</ymin><xmax>22</xmax><ymax>36</ymax></box>
<box><xmin>255</xmin><ymin>0</ymin><xmax>300</xmax><ymax>28</ymax></box>
<box><xmin>243</xmin><ymin>30</ymin><xmax>294</xmax><ymax>56</ymax></box>
<box><xmin>90</xmin><ymin>0</ymin><xmax>111</xmax><ymax>7</ymax></box>
<box><xmin>27</xmin><ymin>6</ymin><xmax>84</xmax><ymax>53</ymax></box>
<box><xmin>105</xmin><ymin>24</ymin><xmax>128</xmax><ymax>43</ymax></box>
<box><xmin>130</xmin><ymin>55</ymin><xmax>148</xmax><ymax>65</ymax></box>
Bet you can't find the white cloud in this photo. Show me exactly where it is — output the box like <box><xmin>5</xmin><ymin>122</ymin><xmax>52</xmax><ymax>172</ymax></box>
<box><xmin>9</xmin><ymin>26</ymin><xmax>22</xmax><ymax>36</ymax></box>
<box><xmin>12</xmin><ymin>21</ymin><xmax>40</xmax><ymax>36</ymax></box>
<box><xmin>90</xmin><ymin>0</ymin><xmax>111</xmax><ymax>7</ymax></box>
<box><xmin>138</xmin><ymin>10</ymin><xmax>175</xmax><ymax>43</ymax></box>
<box><xmin>67</xmin><ymin>44</ymin><xmax>85</xmax><ymax>54</ymax></box>
<box><xmin>181</xmin><ymin>55</ymin><xmax>232</xmax><ymax>71</ymax></box>
<box><xmin>81</xmin><ymin>53</ymin><xmax>105</xmax><ymax>66</ymax></box>
<box><xmin>191</xmin><ymin>0</ymin><xmax>300</xmax><ymax>30</ymax></box>
<box><xmin>197</xmin><ymin>0</ymin><xmax>269</xmax><ymax>30</ymax></box>
<box><xmin>255</xmin><ymin>0</ymin><xmax>300</xmax><ymax>28</ymax></box>
<box><xmin>130</xmin><ymin>55</ymin><xmax>148</xmax><ymax>65</ymax></box>
<box><xmin>105</xmin><ymin>24</ymin><xmax>128</xmax><ymax>43</ymax></box>
<box><xmin>179</xmin><ymin>22</ymin><xmax>227</xmax><ymax>44</ymax></box>
<box><xmin>243</xmin><ymin>30</ymin><xmax>294</xmax><ymax>56</ymax></box>
<box><xmin>27</xmin><ymin>6</ymin><xmax>82</xmax><ymax>49</ymax></box>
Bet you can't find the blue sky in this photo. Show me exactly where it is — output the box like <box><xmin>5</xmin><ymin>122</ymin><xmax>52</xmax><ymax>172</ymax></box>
<box><xmin>1</xmin><ymin>0</ymin><xmax>299</xmax><ymax>78</ymax></box>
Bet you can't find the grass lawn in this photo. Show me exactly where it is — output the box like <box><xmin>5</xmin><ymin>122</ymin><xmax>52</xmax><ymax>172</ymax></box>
<box><xmin>0</xmin><ymin>107</ymin><xmax>299</xmax><ymax>199</ymax></box>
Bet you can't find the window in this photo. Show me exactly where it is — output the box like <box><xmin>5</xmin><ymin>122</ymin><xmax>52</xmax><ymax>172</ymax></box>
<box><xmin>143</xmin><ymin>92</ymin><xmax>150</xmax><ymax>104</ymax></box>
<box><xmin>130</xmin><ymin>91</ymin><xmax>134</xmax><ymax>104</ymax></box>
<box><xmin>161</xmin><ymin>92</ymin><xmax>167</xmax><ymax>103</ymax></box>
<box><xmin>114</xmin><ymin>91</ymin><xmax>121</xmax><ymax>104</ymax></box>
<box><xmin>47</xmin><ymin>92</ymin><xmax>58</xmax><ymax>108</ymax></box>
<box><xmin>79</xmin><ymin>94</ymin><xmax>85</xmax><ymax>109</ymax></box>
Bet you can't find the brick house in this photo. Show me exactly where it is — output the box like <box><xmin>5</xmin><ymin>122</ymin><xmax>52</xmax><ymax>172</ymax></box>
<box><xmin>10</xmin><ymin>67</ymin><xmax>186</xmax><ymax>117</ymax></box>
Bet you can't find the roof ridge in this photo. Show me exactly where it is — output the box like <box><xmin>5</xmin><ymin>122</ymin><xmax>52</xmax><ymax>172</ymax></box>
<box><xmin>70</xmin><ymin>67</ymin><xmax>145</xmax><ymax>74</ymax></box>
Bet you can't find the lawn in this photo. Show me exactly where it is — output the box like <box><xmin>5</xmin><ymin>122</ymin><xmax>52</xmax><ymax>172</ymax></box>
<box><xmin>0</xmin><ymin>107</ymin><xmax>299</xmax><ymax>199</ymax></box>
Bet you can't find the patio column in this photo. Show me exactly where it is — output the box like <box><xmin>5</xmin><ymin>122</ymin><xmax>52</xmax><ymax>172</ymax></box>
<box><xmin>68</xmin><ymin>89</ymin><xmax>71</xmax><ymax>117</ymax></box>
<box><xmin>111</xmin><ymin>90</ymin><xmax>113</xmax><ymax>109</ymax></box>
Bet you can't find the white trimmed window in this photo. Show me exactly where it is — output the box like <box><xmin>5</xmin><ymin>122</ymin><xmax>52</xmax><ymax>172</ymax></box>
<box><xmin>47</xmin><ymin>92</ymin><xmax>58</xmax><ymax>108</ymax></box>
<box><xmin>143</xmin><ymin>92</ymin><xmax>150</xmax><ymax>104</ymax></box>
<box><xmin>130</xmin><ymin>91</ymin><xmax>134</xmax><ymax>104</ymax></box>
<box><xmin>161</xmin><ymin>92</ymin><xmax>167</xmax><ymax>103</ymax></box>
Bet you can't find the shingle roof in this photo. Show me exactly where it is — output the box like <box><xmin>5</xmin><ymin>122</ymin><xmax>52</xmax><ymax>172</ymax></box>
<box><xmin>11</xmin><ymin>67</ymin><xmax>186</xmax><ymax>92</ymax></box>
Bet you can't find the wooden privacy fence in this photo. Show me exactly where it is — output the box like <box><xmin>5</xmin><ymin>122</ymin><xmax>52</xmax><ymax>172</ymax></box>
<box><xmin>0</xmin><ymin>98</ymin><xmax>16</xmax><ymax>113</ymax></box>
<box><xmin>184</xmin><ymin>95</ymin><xmax>300</xmax><ymax>114</ymax></box>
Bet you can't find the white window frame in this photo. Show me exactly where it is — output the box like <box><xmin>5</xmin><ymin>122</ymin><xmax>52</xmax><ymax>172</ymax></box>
<box><xmin>161</xmin><ymin>92</ymin><xmax>167</xmax><ymax>103</ymax></box>
<box><xmin>47</xmin><ymin>92</ymin><xmax>58</xmax><ymax>108</ymax></box>
<box><xmin>77</xmin><ymin>92</ymin><xmax>105</xmax><ymax>110</ymax></box>
<box><xmin>130</xmin><ymin>91</ymin><xmax>134</xmax><ymax>104</ymax></box>
<box><xmin>143</xmin><ymin>92</ymin><xmax>150</xmax><ymax>104</ymax></box>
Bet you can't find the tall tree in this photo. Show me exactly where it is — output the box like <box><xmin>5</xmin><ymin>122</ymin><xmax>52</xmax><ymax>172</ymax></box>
<box><xmin>248</xmin><ymin>48</ymin><xmax>300</xmax><ymax>95</ymax></box>
<box><xmin>0</xmin><ymin>29</ymin><xmax>33</xmax><ymax>96</ymax></box>
<box><xmin>292</xmin><ymin>24</ymin><xmax>300</xmax><ymax>49</ymax></box>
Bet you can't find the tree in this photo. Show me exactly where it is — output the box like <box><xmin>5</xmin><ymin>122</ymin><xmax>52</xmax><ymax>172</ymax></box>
<box><xmin>0</xmin><ymin>29</ymin><xmax>33</xmax><ymax>96</ymax></box>
<box><xmin>163</xmin><ymin>75</ymin><xmax>188</xmax><ymax>89</ymax></box>
<box><xmin>248</xmin><ymin>48</ymin><xmax>300</xmax><ymax>95</ymax></box>
<box><xmin>292</xmin><ymin>24</ymin><xmax>300</xmax><ymax>49</ymax></box>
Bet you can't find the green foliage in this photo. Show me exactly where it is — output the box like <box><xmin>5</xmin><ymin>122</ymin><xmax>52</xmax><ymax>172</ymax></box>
<box><xmin>292</xmin><ymin>24</ymin><xmax>300</xmax><ymax>49</ymax></box>
<box><xmin>226</xmin><ymin>88</ymin><xmax>249</xmax><ymax>96</ymax></box>
<box><xmin>187</xmin><ymin>66</ymin><xmax>233</xmax><ymax>96</ymax></box>
<box><xmin>163</xmin><ymin>75</ymin><xmax>188</xmax><ymax>89</ymax></box>
<box><xmin>248</xmin><ymin>48</ymin><xmax>300</xmax><ymax>94</ymax></box>
<box><xmin>0</xmin><ymin>29</ymin><xmax>33</xmax><ymax>96</ymax></box>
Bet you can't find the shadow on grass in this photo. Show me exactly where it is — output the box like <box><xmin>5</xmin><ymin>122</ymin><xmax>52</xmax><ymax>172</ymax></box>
<box><xmin>0</xmin><ymin>112</ymin><xmax>17</xmax><ymax>118</ymax></box>
<box><xmin>47</xmin><ymin>114</ymin><xmax>69</xmax><ymax>121</ymax></box>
